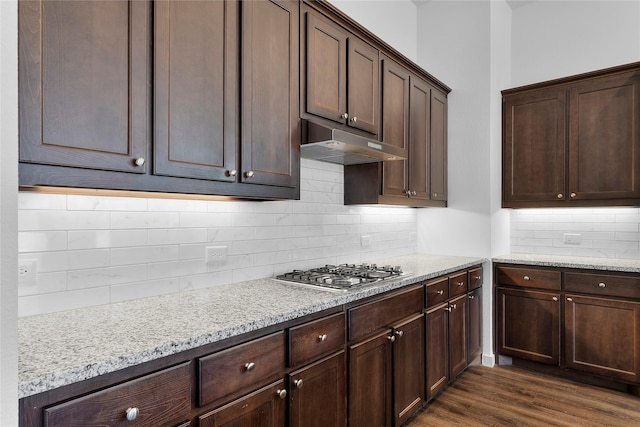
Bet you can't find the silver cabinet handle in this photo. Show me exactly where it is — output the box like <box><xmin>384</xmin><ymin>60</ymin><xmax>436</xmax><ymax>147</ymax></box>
<box><xmin>557</xmin><ymin>193</ymin><xmax>563</xmax><ymax>199</ymax></box>
<box><xmin>457</xmin><ymin>281</ymin><xmax>465</xmax><ymax>287</ymax></box>
<box><xmin>318</xmin><ymin>334</ymin><xmax>327</xmax><ymax>342</ymax></box>
<box><xmin>126</xmin><ymin>407</ymin><xmax>139</xmax><ymax>422</ymax></box>
<box><xmin>411</xmin><ymin>190</ymin><xmax>417</xmax><ymax>196</ymax></box>
<box><xmin>469</xmin><ymin>295</ymin><xmax>475</xmax><ymax>300</ymax></box>
<box><xmin>350</xmin><ymin>116</ymin><xmax>357</xmax><ymax>123</ymax></box>
<box><xmin>294</xmin><ymin>379</ymin><xmax>303</xmax><ymax>388</ymax></box>
<box><xmin>395</xmin><ymin>330</ymin><xmax>404</xmax><ymax>337</ymax></box>
<box><xmin>570</xmin><ymin>192</ymin><xmax>577</xmax><ymax>198</ymax></box>
<box><xmin>245</xmin><ymin>170</ymin><xmax>255</xmax><ymax>178</ymax></box>
<box><xmin>244</xmin><ymin>362</ymin><xmax>255</xmax><ymax>372</ymax></box>
<box><xmin>567</xmin><ymin>297</ymin><xmax>573</xmax><ymax>302</ymax></box>
<box><xmin>433</xmin><ymin>193</ymin><xmax>438</xmax><ymax>198</ymax></box>
<box><xmin>436</xmin><ymin>290</ymin><xmax>444</xmax><ymax>295</ymax></box>
<box><xmin>387</xmin><ymin>335</ymin><xmax>395</xmax><ymax>342</ymax></box>
<box><xmin>598</xmin><ymin>282</ymin><xmax>606</xmax><ymax>288</ymax></box>
<box><xmin>523</xmin><ymin>275</ymin><xmax>530</xmax><ymax>281</ymax></box>
<box><xmin>341</xmin><ymin>113</ymin><xmax>349</xmax><ymax>119</ymax></box>
<box><xmin>552</xmin><ymin>297</ymin><xmax>558</xmax><ymax>301</ymax></box>
<box><xmin>134</xmin><ymin>157</ymin><xmax>145</xmax><ymax>167</ymax></box>
<box><xmin>277</xmin><ymin>389</ymin><xmax>287</xmax><ymax>399</ymax></box>
<box><xmin>226</xmin><ymin>169</ymin><xmax>237</xmax><ymax>177</ymax></box>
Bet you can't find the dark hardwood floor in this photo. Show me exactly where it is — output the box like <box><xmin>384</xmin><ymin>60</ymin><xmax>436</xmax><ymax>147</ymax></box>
<box><xmin>407</xmin><ymin>365</ymin><xmax>640</xmax><ymax>426</ymax></box>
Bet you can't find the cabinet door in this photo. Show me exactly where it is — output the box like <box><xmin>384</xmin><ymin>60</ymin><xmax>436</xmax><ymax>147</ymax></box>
<box><xmin>408</xmin><ymin>76</ymin><xmax>431</xmax><ymax>201</ymax></box>
<box><xmin>392</xmin><ymin>314</ymin><xmax>425</xmax><ymax>426</ymax></box>
<box><xmin>289</xmin><ymin>352</ymin><xmax>346</xmax><ymax>427</ymax></box>
<box><xmin>497</xmin><ymin>288</ymin><xmax>560</xmax><ymax>365</ymax></box>
<box><xmin>426</xmin><ymin>303</ymin><xmax>448</xmax><ymax>401</ymax></box>
<box><xmin>348</xmin><ymin>330</ymin><xmax>393</xmax><ymax>427</ymax></box>
<box><xmin>449</xmin><ymin>294</ymin><xmax>468</xmax><ymax>380</ymax></box>
<box><xmin>198</xmin><ymin>380</ymin><xmax>287</xmax><ymax>427</ymax></box>
<box><xmin>347</xmin><ymin>37</ymin><xmax>379</xmax><ymax>134</ymax></box>
<box><xmin>467</xmin><ymin>288</ymin><xmax>482</xmax><ymax>365</ymax></box>
<box><xmin>430</xmin><ymin>89</ymin><xmax>448</xmax><ymax>202</ymax></box>
<box><xmin>241</xmin><ymin>0</ymin><xmax>299</xmax><ymax>188</ymax></box>
<box><xmin>154</xmin><ymin>0</ymin><xmax>237</xmax><ymax>181</ymax></box>
<box><xmin>503</xmin><ymin>87</ymin><xmax>566</xmax><ymax>204</ymax></box>
<box><xmin>568</xmin><ymin>71</ymin><xmax>640</xmax><ymax>200</ymax></box>
<box><xmin>565</xmin><ymin>295</ymin><xmax>640</xmax><ymax>383</ymax></box>
<box><xmin>381</xmin><ymin>57</ymin><xmax>410</xmax><ymax>199</ymax></box>
<box><xmin>19</xmin><ymin>0</ymin><xmax>149</xmax><ymax>173</ymax></box>
<box><xmin>304</xmin><ymin>11</ymin><xmax>347</xmax><ymax>124</ymax></box>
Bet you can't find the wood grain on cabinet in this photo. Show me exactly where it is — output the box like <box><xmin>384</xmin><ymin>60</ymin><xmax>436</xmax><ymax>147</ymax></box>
<box><xmin>199</xmin><ymin>332</ymin><xmax>286</xmax><ymax>407</ymax></box>
<box><xmin>408</xmin><ymin>76</ymin><xmax>431</xmax><ymax>201</ymax></box>
<box><xmin>564</xmin><ymin>272</ymin><xmax>640</xmax><ymax>299</ymax></box>
<box><xmin>468</xmin><ymin>287</ymin><xmax>483</xmax><ymax>364</ymax></box>
<box><xmin>496</xmin><ymin>266</ymin><xmax>562</xmax><ymax>290</ymax></box>
<box><xmin>347</xmin><ymin>37</ymin><xmax>380</xmax><ymax>134</ymax></box>
<box><xmin>449</xmin><ymin>294</ymin><xmax>468</xmax><ymax>380</ymax></box>
<box><xmin>289</xmin><ymin>351</ymin><xmax>346</xmax><ymax>427</ymax></box>
<box><xmin>44</xmin><ymin>363</ymin><xmax>191</xmax><ymax>427</ymax></box>
<box><xmin>449</xmin><ymin>271</ymin><xmax>468</xmax><ymax>298</ymax></box>
<box><xmin>430</xmin><ymin>89</ymin><xmax>448</xmax><ymax>202</ymax></box>
<box><xmin>198</xmin><ymin>380</ymin><xmax>287</xmax><ymax>427</ymax></box>
<box><xmin>19</xmin><ymin>0</ymin><xmax>150</xmax><ymax>173</ymax></box>
<box><xmin>289</xmin><ymin>312</ymin><xmax>346</xmax><ymax>367</ymax></box>
<box><xmin>392</xmin><ymin>314</ymin><xmax>425</xmax><ymax>426</ymax></box>
<box><xmin>468</xmin><ymin>267</ymin><xmax>483</xmax><ymax>291</ymax></box>
<box><xmin>426</xmin><ymin>303</ymin><xmax>448</xmax><ymax>401</ymax></box>
<box><xmin>426</xmin><ymin>277</ymin><xmax>449</xmax><ymax>308</ymax></box>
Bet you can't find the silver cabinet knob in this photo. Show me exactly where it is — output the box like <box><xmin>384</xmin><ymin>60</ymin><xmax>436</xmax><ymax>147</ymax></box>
<box><xmin>436</xmin><ymin>290</ymin><xmax>444</xmax><ymax>295</ymax></box>
<box><xmin>226</xmin><ymin>169</ymin><xmax>237</xmax><ymax>177</ymax></box>
<box><xmin>126</xmin><ymin>407</ymin><xmax>139</xmax><ymax>422</ymax></box>
<box><xmin>469</xmin><ymin>295</ymin><xmax>475</xmax><ymax>300</ymax></box>
<box><xmin>277</xmin><ymin>389</ymin><xmax>287</xmax><ymax>399</ymax></box>
<box><xmin>552</xmin><ymin>297</ymin><xmax>558</xmax><ymax>301</ymax></box>
<box><xmin>433</xmin><ymin>193</ymin><xmax>438</xmax><ymax>198</ymax></box>
<box><xmin>557</xmin><ymin>193</ymin><xmax>563</xmax><ymax>199</ymax></box>
<box><xmin>245</xmin><ymin>170</ymin><xmax>255</xmax><ymax>178</ymax></box>
<box><xmin>452</xmin><ymin>303</ymin><xmax>457</xmax><ymax>309</ymax></box>
<box><xmin>475</xmin><ymin>275</ymin><xmax>481</xmax><ymax>281</ymax></box>
<box><xmin>411</xmin><ymin>190</ymin><xmax>417</xmax><ymax>196</ymax></box>
<box><xmin>294</xmin><ymin>379</ymin><xmax>303</xmax><ymax>388</ymax></box>
<box><xmin>350</xmin><ymin>116</ymin><xmax>357</xmax><ymax>123</ymax></box>
<box><xmin>387</xmin><ymin>335</ymin><xmax>396</xmax><ymax>342</ymax></box>
<box><xmin>567</xmin><ymin>297</ymin><xmax>573</xmax><ymax>302</ymax></box>
<box><xmin>395</xmin><ymin>330</ymin><xmax>404</xmax><ymax>337</ymax></box>
<box><xmin>244</xmin><ymin>362</ymin><xmax>255</xmax><ymax>372</ymax></box>
<box><xmin>341</xmin><ymin>113</ymin><xmax>349</xmax><ymax>119</ymax></box>
<box><xmin>570</xmin><ymin>192</ymin><xmax>577</xmax><ymax>198</ymax></box>
<box><xmin>457</xmin><ymin>281</ymin><xmax>465</xmax><ymax>287</ymax></box>
<box><xmin>318</xmin><ymin>334</ymin><xmax>327</xmax><ymax>342</ymax></box>
<box><xmin>598</xmin><ymin>282</ymin><xmax>606</xmax><ymax>288</ymax></box>
<box><xmin>523</xmin><ymin>275</ymin><xmax>530</xmax><ymax>281</ymax></box>
<box><xmin>134</xmin><ymin>157</ymin><xmax>145</xmax><ymax>167</ymax></box>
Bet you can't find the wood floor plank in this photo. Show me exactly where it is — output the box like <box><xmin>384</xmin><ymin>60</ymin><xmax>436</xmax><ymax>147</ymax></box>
<box><xmin>407</xmin><ymin>365</ymin><xmax>640</xmax><ymax>427</ymax></box>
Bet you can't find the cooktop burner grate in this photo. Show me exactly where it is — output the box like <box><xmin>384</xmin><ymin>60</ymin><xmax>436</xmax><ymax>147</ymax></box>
<box><xmin>275</xmin><ymin>264</ymin><xmax>404</xmax><ymax>291</ymax></box>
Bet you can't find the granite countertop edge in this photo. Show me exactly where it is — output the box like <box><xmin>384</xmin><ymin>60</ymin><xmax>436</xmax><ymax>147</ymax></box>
<box><xmin>18</xmin><ymin>254</ymin><xmax>486</xmax><ymax>399</ymax></box>
<box><xmin>492</xmin><ymin>253</ymin><xmax>640</xmax><ymax>273</ymax></box>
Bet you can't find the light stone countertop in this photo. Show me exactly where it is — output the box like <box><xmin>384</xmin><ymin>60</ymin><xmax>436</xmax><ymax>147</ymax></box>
<box><xmin>493</xmin><ymin>253</ymin><xmax>640</xmax><ymax>273</ymax></box>
<box><xmin>18</xmin><ymin>253</ymin><xmax>485</xmax><ymax>399</ymax></box>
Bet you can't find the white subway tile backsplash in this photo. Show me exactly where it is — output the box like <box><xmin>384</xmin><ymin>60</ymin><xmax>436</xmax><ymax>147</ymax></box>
<box><xmin>17</xmin><ymin>160</ymin><xmax>417</xmax><ymax>317</ymax></box>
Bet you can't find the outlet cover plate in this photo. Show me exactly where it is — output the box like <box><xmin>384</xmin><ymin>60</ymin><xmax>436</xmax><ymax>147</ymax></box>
<box><xmin>206</xmin><ymin>246</ymin><xmax>227</xmax><ymax>264</ymax></box>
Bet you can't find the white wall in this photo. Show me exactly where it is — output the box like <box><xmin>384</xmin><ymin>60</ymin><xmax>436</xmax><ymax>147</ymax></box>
<box><xmin>0</xmin><ymin>1</ymin><xmax>19</xmax><ymax>424</ymax></box>
<box><xmin>328</xmin><ymin>0</ymin><xmax>418</xmax><ymax>62</ymax></box>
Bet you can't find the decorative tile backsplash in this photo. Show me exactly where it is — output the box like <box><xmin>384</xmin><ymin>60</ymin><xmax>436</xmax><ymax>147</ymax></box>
<box><xmin>18</xmin><ymin>159</ymin><xmax>417</xmax><ymax>317</ymax></box>
<box><xmin>510</xmin><ymin>208</ymin><xmax>640</xmax><ymax>259</ymax></box>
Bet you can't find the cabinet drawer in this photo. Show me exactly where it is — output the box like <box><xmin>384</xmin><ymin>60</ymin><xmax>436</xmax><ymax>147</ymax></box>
<box><xmin>449</xmin><ymin>271</ymin><xmax>468</xmax><ymax>298</ymax></box>
<box><xmin>469</xmin><ymin>267</ymin><xmax>483</xmax><ymax>291</ymax></box>
<box><xmin>496</xmin><ymin>266</ymin><xmax>561</xmax><ymax>290</ymax></box>
<box><xmin>426</xmin><ymin>277</ymin><xmax>449</xmax><ymax>308</ymax></box>
<box><xmin>565</xmin><ymin>272</ymin><xmax>640</xmax><ymax>299</ymax></box>
<box><xmin>44</xmin><ymin>362</ymin><xmax>191</xmax><ymax>427</ymax></box>
<box><xmin>199</xmin><ymin>331</ymin><xmax>286</xmax><ymax>407</ymax></box>
<box><xmin>348</xmin><ymin>285</ymin><xmax>424</xmax><ymax>341</ymax></box>
<box><xmin>289</xmin><ymin>312</ymin><xmax>345</xmax><ymax>367</ymax></box>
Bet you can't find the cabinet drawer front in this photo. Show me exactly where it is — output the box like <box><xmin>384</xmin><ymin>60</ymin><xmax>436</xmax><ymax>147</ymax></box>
<box><xmin>348</xmin><ymin>285</ymin><xmax>424</xmax><ymax>342</ymax></box>
<box><xmin>289</xmin><ymin>312</ymin><xmax>345</xmax><ymax>367</ymax></box>
<box><xmin>199</xmin><ymin>331</ymin><xmax>286</xmax><ymax>407</ymax></box>
<box><xmin>469</xmin><ymin>267</ymin><xmax>483</xmax><ymax>291</ymax></box>
<box><xmin>565</xmin><ymin>272</ymin><xmax>640</xmax><ymax>299</ymax></box>
<box><xmin>449</xmin><ymin>271</ymin><xmax>468</xmax><ymax>298</ymax></box>
<box><xmin>426</xmin><ymin>277</ymin><xmax>449</xmax><ymax>308</ymax></box>
<box><xmin>44</xmin><ymin>362</ymin><xmax>191</xmax><ymax>427</ymax></box>
<box><xmin>496</xmin><ymin>266</ymin><xmax>561</xmax><ymax>290</ymax></box>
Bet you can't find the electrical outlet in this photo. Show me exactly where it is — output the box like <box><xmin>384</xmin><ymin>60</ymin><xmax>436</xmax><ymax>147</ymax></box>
<box><xmin>409</xmin><ymin>232</ymin><xmax>417</xmax><ymax>243</ymax></box>
<box><xmin>18</xmin><ymin>259</ymin><xmax>37</xmax><ymax>286</ymax></box>
<box><xmin>564</xmin><ymin>233</ymin><xmax>581</xmax><ymax>244</ymax></box>
<box><xmin>206</xmin><ymin>246</ymin><xmax>227</xmax><ymax>264</ymax></box>
<box><xmin>360</xmin><ymin>235</ymin><xmax>371</xmax><ymax>248</ymax></box>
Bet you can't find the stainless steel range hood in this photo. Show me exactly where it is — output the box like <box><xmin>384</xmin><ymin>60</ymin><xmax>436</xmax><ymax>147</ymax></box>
<box><xmin>300</xmin><ymin>120</ymin><xmax>407</xmax><ymax>165</ymax></box>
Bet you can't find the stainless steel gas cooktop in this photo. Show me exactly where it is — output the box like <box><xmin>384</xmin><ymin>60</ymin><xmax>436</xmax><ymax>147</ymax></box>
<box><xmin>275</xmin><ymin>264</ymin><xmax>406</xmax><ymax>292</ymax></box>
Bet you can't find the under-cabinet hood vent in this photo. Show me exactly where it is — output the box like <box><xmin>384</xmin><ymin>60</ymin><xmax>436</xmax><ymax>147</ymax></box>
<box><xmin>300</xmin><ymin>120</ymin><xmax>407</xmax><ymax>165</ymax></box>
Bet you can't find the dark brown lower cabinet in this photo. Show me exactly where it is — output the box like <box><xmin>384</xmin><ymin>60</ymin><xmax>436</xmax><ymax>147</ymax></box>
<box><xmin>448</xmin><ymin>293</ymin><xmax>468</xmax><ymax>380</ymax></box>
<box><xmin>198</xmin><ymin>380</ymin><xmax>287</xmax><ymax>427</ymax></box>
<box><xmin>565</xmin><ymin>295</ymin><xmax>640</xmax><ymax>383</ymax></box>
<box><xmin>289</xmin><ymin>351</ymin><xmax>346</xmax><ymax>427</ymax></box>
<box><xmin>497</xmin><ymin>287</ymin><xmax>561</xmax><ymax>365</ymax></box>
<box><xmin>426</xmin><ymin>303</ymin><xmax>448</xmax><ymax>401</ymax></box>
<box><xmin>393</xmin><ymin>314</ymin><xmax>425</xmax><ymax>426</ymax></box>
<box><xmin>467</xmin><ymin>288</ymin><xmax>482</xmax><ymax>364</ymax></box>
<box><xmin>348</xmin><ymin>330</ymin><xmax>393</xmax><ymax>427</ymax></box>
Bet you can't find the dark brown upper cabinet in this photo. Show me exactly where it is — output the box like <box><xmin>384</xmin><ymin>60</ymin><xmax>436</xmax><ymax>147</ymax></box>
<box><xmin>503</xmin><ymin>62</ymin><xmax>640</xmax><ymax>208</ymax></box>
<box><xmin>302</xmin><ymin>6</ymin><xmax>379</xmax><ymax>136</ymax></box>
<box><xmin>19</xmin><ymin>0</ymin><xmax>299</xmax><ymax>200</ymax></box>
<box><xmin>344</xmin><ymin>57</ymin><xmax>448</xmax><ymax>207</ymax></box>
